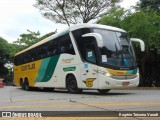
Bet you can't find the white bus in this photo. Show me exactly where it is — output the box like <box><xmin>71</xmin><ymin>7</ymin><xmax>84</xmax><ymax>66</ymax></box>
<box><xmin>14</xmin><ymin>24</ymin><xmax>145</xmax><ymax>94</ymax></box>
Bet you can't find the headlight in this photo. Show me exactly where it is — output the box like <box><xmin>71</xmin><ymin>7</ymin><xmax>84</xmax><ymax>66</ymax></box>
<box><xmin>106</xmin><ymin>72</ymin><xmax>112</xmax><ymax>77</ymax></box>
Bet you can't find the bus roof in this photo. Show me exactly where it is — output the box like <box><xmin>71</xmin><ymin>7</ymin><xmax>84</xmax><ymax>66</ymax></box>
<box><xmin>69</xmin><ymin>24</ymin><xmax>126</xmax><ymax>33</ymax></box>
<box><xmin>15</xmin><ymin>24</ymin><xmax>126</xmax><ymax>56</ymax></box>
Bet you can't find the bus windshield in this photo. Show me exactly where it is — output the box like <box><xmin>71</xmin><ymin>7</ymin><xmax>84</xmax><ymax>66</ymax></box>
<box><xmin>93</xmin><ymin>28</ymin><xmax>136</xmax><ymax>68</ymax></box>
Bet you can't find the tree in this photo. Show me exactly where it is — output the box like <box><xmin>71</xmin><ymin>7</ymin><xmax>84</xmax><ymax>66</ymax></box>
<box><xmin>121</xmin><ymin>10</ymin><xmax>160</xmax><ymax>52</ymax></box>
<box><xmin>34</xmin><ymin>0</ymin><xmax>121</xmax><ymax>26</ymax></box>
<box><xmin>14</xmin><ymin>29</ymin><xmax>57</xmax><ymax>49</ymax></box>
<box><xmin>0</xmin><ymin>37</ymin><xmax>9</xmax><ymax>63</ymax></box>
<box><xmin>0</xmin><ymin>62</ymin><xmax>8</xmax><ymax>78</ymax></box>
<box><xmin>138</xmin><ymin>0</ymin><xmax>160</xmax><ymax>13</ymax></box>
<box><xmin>14</xmin><ymin>29</ymin><xmax>40</xmax><ymax>47</ymax></box>
<box><xmin>0</xmin><ymin>37</ymin><xmax>18</xmax><ymax>63</ymax></box>
<box><xmin>0</xmin><ymin>37</ymin><xmax>10</xmax><ymax>78</ymax></box>
<box><xmin>97</xmin><ymin>6</ymin><xmax>128</xmax><ymax>28</ymax></box>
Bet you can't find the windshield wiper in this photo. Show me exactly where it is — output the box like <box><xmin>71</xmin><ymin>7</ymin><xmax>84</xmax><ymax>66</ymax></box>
<box><xmin>115</xmin><ymin>44</ymin><xmax>123</xmax><ymax>57</ymax></box>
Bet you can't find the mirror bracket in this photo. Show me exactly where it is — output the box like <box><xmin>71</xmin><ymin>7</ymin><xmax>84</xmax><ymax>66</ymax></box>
<box><xmin>82</xmin><ymin>33</ymin><xmax>104</xmax><ymax>47</ymax></box>
<box><xmin>130</xmin><ymin>38</ymin><xmax>145</xmax><ymax>51</ymax></box>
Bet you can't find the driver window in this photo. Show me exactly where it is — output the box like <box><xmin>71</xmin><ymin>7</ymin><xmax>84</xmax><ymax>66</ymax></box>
<box><xmin>84</xmin><ymin>38</ymin><xmax>96</xmax><ymax>64</ymax></box>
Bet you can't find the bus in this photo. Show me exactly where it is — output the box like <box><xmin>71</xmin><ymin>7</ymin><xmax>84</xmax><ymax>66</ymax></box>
<box><xmin>14</xmin><ymin>24</ymin><xmax>145</xmax><ymax>94</ymax></box>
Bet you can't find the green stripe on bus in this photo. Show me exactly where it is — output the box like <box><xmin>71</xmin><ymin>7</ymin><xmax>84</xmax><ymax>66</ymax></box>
<box><xmin>35</xmin><ymin>55</ymin><xmax>60</xmax><ymax>82</ymax></box>
<box><xmin>63</xmin><ymin>66</ymin><xmax>76</xmax><ymax>72</ymax></box>
<box><xmin>42</xmin><ymin>55</ymin><xmax>60</xmax><ymax>82</ymax></box>
<box><xmin>35</xmin><ymin>58</ymin><xmax>50</xmax><ymax>82</ymax></box>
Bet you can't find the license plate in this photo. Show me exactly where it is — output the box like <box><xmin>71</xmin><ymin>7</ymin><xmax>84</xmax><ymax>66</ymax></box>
<box><xmin>122</xmin><ymin>82</ymin><xmax>129</xmax><ymax>86</ymax></box>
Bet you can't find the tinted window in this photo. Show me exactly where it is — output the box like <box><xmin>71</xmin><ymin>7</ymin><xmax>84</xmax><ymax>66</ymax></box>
<box><xmin>47</xmin><ymin>40</ymin><xmax>58</xmax><ymax>57</ymax></box>
<box><xmin>72</xmin><ymin>28</ymin><xmax>91</xmax><ymax>59</ymax></box>
<box><xmin>14</xmin><ymin>56</ymin><xmax>18</xmax><ymax>65</ymax></box>
<box><xmin>38</xmin><ymin>45</ymin><xmax>47</xmax><ymax>59</ymax></box>
<box><xmin>84</xmin><ymin>37</ymin><xmax>97</xmax><ymax>64</ymax></box>
<box><xmin>30</xmin><ymin>49</ymin><xmax>38</xmax><ymax>61</ymax></box>
<box><xmin>59</xmin><ymin>34</ymin><xmax>75</xmax><ymax>55</ymax></box>
<box><xmin>93</xmin><ymin>29</ymin><xmax>121</xmax><ymax>52</ymax></box>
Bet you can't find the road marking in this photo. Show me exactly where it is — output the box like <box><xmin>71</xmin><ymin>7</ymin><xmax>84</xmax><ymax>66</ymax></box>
<box><xmin>0</xmin><ymin>99</ymin><xmax>66</xmax><ymax>103</ymax></box>
<box><xmin>0</xmin><ymin>102</ymin><xmax>160</xmax><ymax>109</ymax></box>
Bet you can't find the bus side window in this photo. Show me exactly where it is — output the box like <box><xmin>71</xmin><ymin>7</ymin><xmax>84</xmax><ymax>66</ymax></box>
<box><xmin>30</xmin><ymin>49</ymin><xmax>37</xmax><ymax>61</ymax></box>
<box><xmin>47</xmin><ymin>40</ymin><xmax>58</xmax><ymax>57</ymax></box>
<box><xmin>38</xmin><ymin>45</ymin><xmax>47</xmax><ymax>59</ymax></box>
<box><xmin>14</xmin><ymin>56</ymin><xmax>18</xmax><ymax>65</ymax></box>
<box><xmin>59</xmin><ymin>34</ymin><xmax>75</xmax><ymax>55</ymax></box>
<box><xmin>19</xmin><ymin>55</ymin><xmax>24</xmax><ymax>65</ymax></box>
<box><xmin>27</xmin><ymin>51</ymin><xmax>32</xmax><ymax>62</ymax></box>
<box><xmin>60</xmin><ymin>46</ymin><xmax>66</xmax><ymax>53</ymax></box>
<box><xmin>24</xmin><ymin>53</ymin><xmax>28</xmax><ymax>63</ymax></box>
<box><xmin>47</xmin><ymin>42</ymin><xmax>53</xmax><ymax>56</ymax></box>
<box><xmin>68</xmin><ymin>43</ymin><xmax>75</xmax><ymax>54</ymax></box>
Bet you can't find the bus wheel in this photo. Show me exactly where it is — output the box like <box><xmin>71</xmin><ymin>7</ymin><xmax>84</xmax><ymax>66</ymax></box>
<box><xmin>24</xmin><ymin>79</ymin><xmax>31</xmax><ymax>91</ymax></box>
<box><xmin>98</xmin><ymin>89</ymin><xmax>110</xmax><ymax>94</ymax></box>
<box><xmin>66</xmin><ymin>75</ymin><xmax>82</xmax><ymax>94</ymax></box>
<box><xmin>20</xmin><ymin>79</ymin><xmax>25</xmax><ymax>90</ymax></box>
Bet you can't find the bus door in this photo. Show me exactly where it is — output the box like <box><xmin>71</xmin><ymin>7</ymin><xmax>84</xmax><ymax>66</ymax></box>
<box><xmin>80</xmin><ymin>38</ymin><xmax>98</xmax><ymax>89</ymax></box>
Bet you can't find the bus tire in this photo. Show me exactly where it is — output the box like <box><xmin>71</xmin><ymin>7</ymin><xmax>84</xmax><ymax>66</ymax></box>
<box><xmin>20</xmin><ymin>79</ymin><xmax>25</xmax><ymax>90</ymax></box>
<box><xmin>66</xmin><ymin>75</ymin><xmax>82</xmax><ymax>94</ymax></box>
<box><xmin>24</xmin><ymin>79</ymin><xmax>31</xmax><ymax>91</ymax></box>
<box><xmin>98</xmin><ymin>89</ymin><xmax>110</xmax><ymax>94</ymax></box>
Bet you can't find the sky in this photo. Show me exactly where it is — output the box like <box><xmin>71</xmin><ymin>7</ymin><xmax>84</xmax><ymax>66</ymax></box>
<box><xmin>0</xmin><ymin>0</ymin><xmax>139</xmax><ymax>43</ymax></box>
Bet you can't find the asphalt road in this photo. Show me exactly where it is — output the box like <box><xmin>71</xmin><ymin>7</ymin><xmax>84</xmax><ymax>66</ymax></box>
<box><xmin>0</xmin><ymin>86</ymin><xmax>160</xmax><ymax>119</ymax></box>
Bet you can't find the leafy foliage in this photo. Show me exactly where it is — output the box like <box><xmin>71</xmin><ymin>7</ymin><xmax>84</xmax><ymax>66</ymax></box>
<box><xmin>0</xmin><ymin>37</ymin><xmax>9</xmax><ymax>77</ymax></box>
<box><xmin>0</xmin><ymin>37</ymin><xmax>9</xmax><ymax>62</ymax></box>
<box><xmin>97</xmin><ymin>7</ymin><xmax>128</xmax><ymax>28</ymax></box>
<box><xmin>0</xmin><ymin>62</ymin><xmax>8</xmax><ymax>77</ymax></box>
<box><xmin>121</xmin><ymin>10</ymin><xmax>160</xmax><ymax>54</ymax></box>
<box><xmin>13</xmin><ymin>29</ymin><xmax>40</xmax><ymax>47</ymax></box>
<box><xmin>34</xmin><ymin>0</ymin><xmax>121</xmax><ymax>26</ymax></box>
<box><xmin>13</xmin><ymin>29</ymin><xmax>57</xmax><ymax>49</ymax></box>
<box><xmin>138</xmin><ymin>0</ymin><xmax>160</xmax><ymax>13</ymax></box>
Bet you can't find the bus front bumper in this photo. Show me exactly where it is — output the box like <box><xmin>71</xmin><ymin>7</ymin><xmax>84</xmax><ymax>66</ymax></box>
<box><xmin>99</xmin><ymin>75</ymin><xmax>139</xmax><ymax>89</ymax></box>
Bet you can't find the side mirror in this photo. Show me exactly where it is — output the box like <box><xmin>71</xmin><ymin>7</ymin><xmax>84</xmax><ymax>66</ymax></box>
<box><xmin>130</xmin><ymin>38</ymin><xmax>145</xmax><ymax>51</ymax></box>
<box><xmin>82</xmin><ymin>33</ymin><xmax>104</xmax><ymax>47</ymax></box>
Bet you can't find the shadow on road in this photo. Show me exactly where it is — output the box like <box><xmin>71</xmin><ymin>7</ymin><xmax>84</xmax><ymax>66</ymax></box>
<box><xmin>17</xmin><ymin>87</ymin><xmax>135</xmax><ymax>96</ymax></box>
